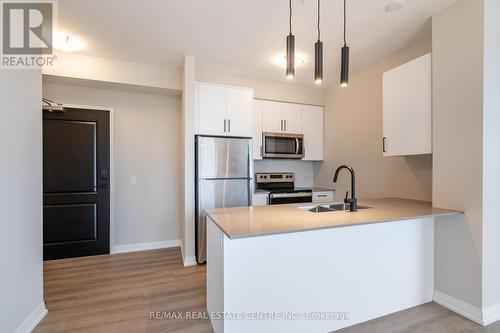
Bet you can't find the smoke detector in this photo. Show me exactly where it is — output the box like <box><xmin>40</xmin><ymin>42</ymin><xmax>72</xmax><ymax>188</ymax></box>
<box><xmin>386</xmin><ymin>0</ymin><xmax>404</xmax><ymax>12</ymax></box>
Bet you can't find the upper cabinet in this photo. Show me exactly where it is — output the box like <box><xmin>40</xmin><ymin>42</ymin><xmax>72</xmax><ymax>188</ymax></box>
<box><xmin>196</xmin><ymin>82</ymin><xmax>253</xmax><ymax>138</ymax></box>
<box><xmin>383</xmin><ymin>53</ymin><xmax>432</xmax><ymax>156</ymax></box>
<box><xmin>254</xmin><ymin>99</ymin><xmax>324</xmax><ymax>161</ymax></box>
<box><xmin>301</xmin><ymin>105</ymin><xmax>324</xmax><ymax>161</ymax></box>
<box><xmin>262</xmin><ymin>100</ymin><xmax>302</xmax><ymax>134</ymax></box>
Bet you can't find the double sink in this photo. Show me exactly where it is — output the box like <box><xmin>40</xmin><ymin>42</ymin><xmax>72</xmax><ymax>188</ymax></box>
<box><xmin>299</xmin><ymin>203</ymin><xmax>371</xmax><ymax>213</ymax></box>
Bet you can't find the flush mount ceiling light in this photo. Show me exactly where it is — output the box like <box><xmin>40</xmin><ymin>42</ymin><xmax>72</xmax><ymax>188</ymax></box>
<box><xmin>314</xmin><ymin>0</ymin><xmax>323</xmax><ymax>84</ymax></box>
<box><xmin>385</xmin><ymin>0</ymin><xmax>404</xmax><ymax>13</ymax></box>
<box><xmin>340</xmin><ymin>0</ymin><xmax>350</xmax><ymax>87</ymax></box>
<box><xmin>286</xmin><ymin>0</ymin><xmax>295</xmax><ymax>79</ymax></box>
<box><xmin>273</xmin><ymin>52</ymin><xmax>306</xmax><ymax>69</ymax></box>
<box><xmin>53</xmin><ymin>31</ymin><xmax>86</xmax><ymax>52</ymax></box>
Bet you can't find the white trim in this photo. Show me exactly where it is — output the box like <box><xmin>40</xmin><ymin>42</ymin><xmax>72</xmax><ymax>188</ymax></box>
<box><xmin>111</xmin><ymin>239</ymin><xmax>181</xmax><ymax>254</ymax></box>
<box><xmin>180</xmin><ymin>242</ymin><xmax>198</xmax><ymax>267</ymax></box>
<box><xmin>183</xmin><ymin>255</ymin><xmax>198</xmax><ymax>267</ymax></box>
<box><xmin>14</xmin><ymin>302</ymin><xmax>47</xmax><ymax>333</ymax></box>
<box><xmin>433</xmin><ymin>290</ymin><xmax>484</xmax><ymax>325</ymax></box>
<box><xmin>57</xmin><ymin>103</ymin><xmax>115</xmax><ymax>251</ymax></box>
<box><xmin>483</xmin><ymin>303</ymin><xmax>500</xmax><ymax>326</ymax></box>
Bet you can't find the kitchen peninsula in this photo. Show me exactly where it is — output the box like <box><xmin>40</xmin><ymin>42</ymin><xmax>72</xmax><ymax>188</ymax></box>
<box><xmin>205</xmin><ymin>198</ymin><xmax>461</xmax><ymax>333</ymax></box>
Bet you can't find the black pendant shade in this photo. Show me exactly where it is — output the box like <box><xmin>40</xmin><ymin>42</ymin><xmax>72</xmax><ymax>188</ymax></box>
<box><xmin>314</xmin><ymin>0</ymin><xmax>323</xmax><ymax>84</ymax></box>
<box><xmin>286</xmin><ymin>33</ymin><xmax>295</xmax><ymax>79</ymax></box>
<box><xmin>315</xmin><ymin>41</ymin><xmax>323</xmax><ymax>84</ymax></box>
<box><xmin>341</xmin><ymin>45</ymin><xmax>349</xmax><ymax>86</ymax></box>
<box><xmin>340</xmin><ymin>0</ymin><xmax>349</xmax><ymax>87</ymax></box>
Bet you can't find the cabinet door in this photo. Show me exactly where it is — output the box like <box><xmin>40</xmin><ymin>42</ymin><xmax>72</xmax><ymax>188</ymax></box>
<box><xmin>383</xmin><ymin>53</ymin><xmax>432</xmax><ymax>156</ymax></box>
<box><xmin>252</xmin><ymin>100</ymin><xmax>263</xmax><ymax>160</ymax></box>
<box><xmin>282</xmin><ymin>103</ymin><xmax>302</xmax><ymax>134</ymax></box>
<box><xmin>226</xmin><ymin>87</ymin><xmax>252</xmax><ymax>137</ymax></box>
<box><xmin>262</xmin><ymin>100</ymin><xmax>284</xmax><ymax>133</ymax></box>
<box><xmin>302</xmin><ymin>105</ymin><xmax>324</xmax><ymax>160</ymax></box>
<box><xmin>198</xmin><ymin>83</ymin><xmax>227</xmax><ymax>136</ymax></box>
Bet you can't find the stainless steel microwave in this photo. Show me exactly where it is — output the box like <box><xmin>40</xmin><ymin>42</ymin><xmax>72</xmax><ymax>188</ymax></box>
<box><xmin>262</xmin><ymin>132</ymin><xmax>304</xmax><ymax>159</ymax></box>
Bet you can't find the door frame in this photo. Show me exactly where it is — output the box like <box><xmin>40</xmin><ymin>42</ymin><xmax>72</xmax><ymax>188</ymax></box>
<box><xmin>49</xmin><ymin>103</ymin><xmax>116</xmax><ymax>253</ymax></box>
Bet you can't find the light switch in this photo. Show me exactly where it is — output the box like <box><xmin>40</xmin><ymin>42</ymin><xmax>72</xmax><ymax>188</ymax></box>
<box><xmin>129</xmin><ymin>176</ymin><xmax>137</xmax><ymax>185</ymax></box>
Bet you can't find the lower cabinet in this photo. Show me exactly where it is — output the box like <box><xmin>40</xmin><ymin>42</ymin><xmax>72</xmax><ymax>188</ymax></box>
<box><xmin>312</xmin><ymin>190</ymin><xmax>334</xmax><ymax>202</ymax></box>
<box><xmin>252</xmin><ymin>192</ymin><xmax>268</xmax><ymax>206</ymax></box>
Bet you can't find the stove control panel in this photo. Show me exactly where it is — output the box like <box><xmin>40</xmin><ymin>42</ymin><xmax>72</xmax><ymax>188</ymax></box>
<box><xmin>255</xmin><ymin>172</ymin><xmax>295</xmax><ymax>184</ymax></box>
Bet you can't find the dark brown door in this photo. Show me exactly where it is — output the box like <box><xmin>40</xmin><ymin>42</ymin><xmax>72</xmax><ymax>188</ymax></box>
<box><xmin>43</xmin><ymin>107</ymin><xmax>110</xmax><ymax>260</ymax></box>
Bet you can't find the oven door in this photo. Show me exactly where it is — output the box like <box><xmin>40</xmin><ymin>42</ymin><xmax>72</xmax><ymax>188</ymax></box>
<box><xmin>269</xmin><ymin>192</ymin><xmax>312</xmax><ymax>205</ymax></box>
<box><xmin>262</xmin><ymin>132</ymin><xmax>304</xmax><ymax>159</ymax></box>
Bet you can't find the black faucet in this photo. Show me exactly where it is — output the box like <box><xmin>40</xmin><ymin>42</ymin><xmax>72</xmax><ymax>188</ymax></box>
<box><xmin>333</xmin><ymin>165</ymin><xmax>358</xmax><ymax>212</ymax></box>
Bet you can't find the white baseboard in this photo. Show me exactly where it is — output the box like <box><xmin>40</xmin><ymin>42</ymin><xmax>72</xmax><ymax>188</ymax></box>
<box><xmin>183</xmin><ymin>255</ymin><xmax>198</xmax><ymax>267</ymax></box>
<box><xmin>14</xmin><ymin>302</ymin><xmax>47</xmax><ymax>333</ymax></box>
<box><xmin>180</xmin><ymin>242</ymin><xmax>198</xmax><ymax>267</ymax></box>
<box><xmin>111</xmin><ymin>239</ymin><xmax>181</xmax><ymax>254</ymax></box>
<box><xmin>433</xmin><ymin>290</ymin><xmax>484</xmax><ymax>325</ymax></box>
<box><xmin>483</xmin><ymin>303</ymin><xmax>500</xmax><ymax>326</ymax></box>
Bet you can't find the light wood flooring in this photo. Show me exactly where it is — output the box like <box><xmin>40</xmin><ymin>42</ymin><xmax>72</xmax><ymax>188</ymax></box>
<box><xmin>35</xmin><ymin>247</ymin><xmax>499</xmax><ymax>333</ymax></box>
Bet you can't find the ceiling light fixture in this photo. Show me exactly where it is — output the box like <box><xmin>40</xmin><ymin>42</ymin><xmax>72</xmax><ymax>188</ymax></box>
<box><xmin>340</xmin><ymin>0</ymin><xmax>349</xmax><ymax>87</ymax></box>
<box><xmin>286</xmin><ymin>0</ymin><xmax>295</xmax><ymax>79</ymax></box>
<box><xmin>314</xmin><ymin>0</ymin><xmax>323</xmax><ymax>84</ymax></box>
<box><xmin>53</xmin><ymin>31</ymin><xmax>86</xmax><ymax>52</ymax></box>
<box><xmin>385</xmin><ymin>0</ymin><xmax>404</xmax><ymax>13</ymax></box>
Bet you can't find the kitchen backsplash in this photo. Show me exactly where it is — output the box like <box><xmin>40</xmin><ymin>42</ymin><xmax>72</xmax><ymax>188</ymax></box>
<box><xmin>254</xmin><ymin>160</ymin><xmax>314</xmax><ymax>187</ymax></box>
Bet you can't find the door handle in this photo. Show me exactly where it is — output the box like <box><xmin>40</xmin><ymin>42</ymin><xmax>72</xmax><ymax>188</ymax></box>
<box><xmin>383</xmin><ymin>137</ymin><xmax>387</xmax><ymax>153</ymax></box>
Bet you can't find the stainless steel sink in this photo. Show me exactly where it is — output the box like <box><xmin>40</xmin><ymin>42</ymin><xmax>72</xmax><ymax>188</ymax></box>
<box><xmin>298</xmin><ymin>203</ymin><xmax>371</xmax><ymax>213</ymax></box>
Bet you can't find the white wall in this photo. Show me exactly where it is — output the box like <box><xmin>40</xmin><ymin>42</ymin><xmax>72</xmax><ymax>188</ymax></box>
<box><xmin>314</xmin><ymin>41</ymin><xmax>433</xmax><ymax>201</ymax></box>
<box><xmin>196</xmin><ymin>61</ymin><xmax>324</xmax><ymax>106</ymax></box>
<box><xmin>43</xmin><ymin>82</ymin><xmax>181</xmax><ymax>248</ymax></box>
<box><xmin>0</xmin><ymin>71</ymin><xmax>46</xmax><ymax>332</ymax></box>
<box><xmin>482</xmin><ymin>0</ymin><xmax>500</xmax><ymax>312</ymax></box>
<box><xmin>432</xmin><ymin>0</ymin><xmax>484</xmax><ymax>311</ymax></box>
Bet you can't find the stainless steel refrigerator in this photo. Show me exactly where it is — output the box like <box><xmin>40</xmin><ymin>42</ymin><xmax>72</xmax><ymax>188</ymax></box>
<box><xmin>195</xmin><ymin>136</ymin><xmax>253</xmax><ymax>263</ymax></box>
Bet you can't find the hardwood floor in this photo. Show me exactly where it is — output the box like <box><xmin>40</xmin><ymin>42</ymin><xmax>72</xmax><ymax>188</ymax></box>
<box><xmin>35</xmin><ymin>248</ymin><xmax>213</xmax><ymax>333</ymax></box>
<box><xmin>35</xmin><ymin>247</ymin><xmax>499</xmax><ymax>333</ymax></box>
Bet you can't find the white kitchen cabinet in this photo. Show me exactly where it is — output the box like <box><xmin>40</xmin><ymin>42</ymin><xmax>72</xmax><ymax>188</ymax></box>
<box><xmin>262</xmin><ymin>100</ymin><xmax>283</xmax><ymax>133</ymax></box>
<box><xmin>196</xmin><ymin>82</ymin><xmax>253</xmax><ymax>137</ymax></box>
<box><xmin>252</xmin><ymin>100</ymin><xmax>263</xmax><ymax>160</ymax></box>
<box><xmin>252</xmin><ymin>192</ymin><xmax>268</xmax><ymax>206</ymax></box>
<box><xmin>301</xmin><ymin>105</ymin><xmax>324</xmax><ymax>161</ymax></box>
<box><xmin>312</xmin><ymin>190</ymin><xmax>334</xmax><ymax>202</ymax></box>
<box><xmin>283</xmin><ymin>103</ymin><xmax>302</xmax><ymax>134</ymax></box>
<box><xmin>383</xmin><ymin>53</ymin><xmax>432</xmax><ymax>156</ymax></box>
<box><xmin>197</xmin><ymin>83</ymin><xmax>227</xmax><ymax>136</ymax></box>
<box><xmin>262</xmin><ymin>100</ymin><xmax>302</xmax><ymax>134</ymax></box>
<box><xmin>226</xmin><ymin>87</ymin><xmax>253</xmax><ymax>137</ymax></box>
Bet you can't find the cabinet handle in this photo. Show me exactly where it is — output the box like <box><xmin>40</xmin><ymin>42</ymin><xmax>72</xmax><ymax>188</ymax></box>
<box><xmin>383</xmin><ymin>137</ymin><xmax>387</xmax><ymax>153</ymax></box>
<box><xmin>284</xmin><ymin>120</ymin><xmax>287</xmax><ymax>131</ymax></box>
<box><xmin>224</xmin><ymin>119</ymin><xmax>227</xmax><ymax>133</ymax></box>
<box><xmin>280</xmin><ymin>120</ymin><xmax>283</xmax><ymax>131</ymax></box>
<box><xmin>228</xmin><ymin>119</ymin><xmax>231</xmax><ymax>133</ymax></box>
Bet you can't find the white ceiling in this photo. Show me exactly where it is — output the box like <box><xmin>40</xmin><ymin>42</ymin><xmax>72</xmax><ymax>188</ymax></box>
<box><xmin>57</xmin><ymin>0</ymin><xmax>458</xmax><ymax>87</ymax></box>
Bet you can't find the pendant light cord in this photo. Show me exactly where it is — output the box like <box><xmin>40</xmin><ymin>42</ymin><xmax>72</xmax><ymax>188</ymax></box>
<box><xmin>289</xmin><ymin>0</ymin><xmax>292</xmax><ymax>34</ymax></box>
<box><xmin>317</xmin><ymin>0</ymin><xmax>320</xmax><ymax>41</ymax></box>
<box><xmin>343</xmin><ymin>0</ymin><xmax>347</xmax><ymax>46</ymax></box>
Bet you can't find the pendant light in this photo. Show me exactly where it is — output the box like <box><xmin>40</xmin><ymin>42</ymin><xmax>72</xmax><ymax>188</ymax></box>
<box><xmin>314</xmin><ymin>0</ymin><xmax>323</xmax><ymax>84</ymax></box>
<box><xmin>340</xmin><ymin>0</ymin><xmax>349</xmax><ymax>87</ymax></box>
<box><xmin>286</xmin><ymin>0</ymin><xmax>295</xmax><ymax>79</ymax></box>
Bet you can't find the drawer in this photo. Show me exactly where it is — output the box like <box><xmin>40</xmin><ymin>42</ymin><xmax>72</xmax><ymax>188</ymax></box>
<box><xmin>312</xmin><ymin>191</ymin><xmax>334</xmax><ymax>202</ymax></box>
